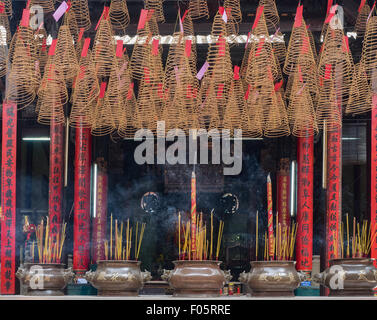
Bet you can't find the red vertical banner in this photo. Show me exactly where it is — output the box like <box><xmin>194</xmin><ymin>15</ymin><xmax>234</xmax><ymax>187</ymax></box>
<box><xmin>48</xmin><ymin>120</ymin><xmax>64</xmax><ymax>242</ymax></box>
<box><xmin>267</xmin><ymin>174</ymin><xmax>274</xmax><ymax>259</ymax></box>
<box><xmin>277</xmin><ymin>158</ymin><xmax>291</xmax><ymax>229</ymax></box>
<box><xmin>371</xmin><ymin>94</ymin><xmax>377</xmax><ymax>261</ymax></box>
<box><xmin>73</xmin><ymin>126</ymin><xmax>92</xmax><ymax>274</ymax></box>
<box><xmin>91</xmin><ymin>159</ymin><xmax>108</xmax><ymax>264</ymax></box>
<box><xmin>191</xmin><ymin>171</ymin><xmax>197</xmax><ymax>259</ymax></box>
<box><xmin>296</xmin><ymin>136</ymin><xmax>314</xmax><ymax>271</ymax></box>
<box><xmin>326</xmin><ymin>129</ymin><xmax>342</xmax><ymax>266</ymax></box>
<box><xmin>1</xmin><ymin>102</ymin><xmax>17</xmax><ymax>294</ymax></box>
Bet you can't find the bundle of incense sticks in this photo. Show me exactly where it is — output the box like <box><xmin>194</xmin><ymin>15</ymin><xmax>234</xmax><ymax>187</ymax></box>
<box><xmin>256</xmin><ymin>211</ymin><xmax>297</xmax><ymax>261</ymax></box>
<box><xmin>35</xmin><ymin>217</ymin><xmax>67</xmax><ymax>264</ymax></box>
<box><xmin>104</xmin><ymin>214</ymin><xmax>146</xmax><ymax>261</ymax></box>
<box><xmin>178</xmin><ymin>211</ymin><xmax>224</xmax><ymax>261</ymax></box>
<box><xmin>334</xmin><ymin>214</ymin><xmax>377</xmax><ymax>258</ymax></box>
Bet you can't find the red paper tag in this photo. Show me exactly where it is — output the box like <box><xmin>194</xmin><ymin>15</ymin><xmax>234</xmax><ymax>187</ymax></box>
<box><xmin>81</xmin><ymin>38</ymin><xmax>91</xmax><ymax>57</ymax></box>
<box><xmin>103</xmin><ymin>6</ymin><xmax>109</xmax><ymax>20</ymax></box>
<box><xmin>181</xmin><ymin>10</ymin><xmax>188</xmax><ymax>23</ymax></box>
<box><xmin>324</xmin><ymin>64</ymin><xmax>332</xmax><ymax>80</ymax></box>
<box><xmin>26</xmin><ymin>0</ymin><xmax>31</xmax><ymax>8</ymax></box>
<box><xmin>233</xmin><ymin>66</ymin><xmax>240</xmax><ymax>80</ymax></box>
<box><xmin>78</xmin><ymin>28</ymin><xmax>84</xmax><ymax>42</ymax></box>
<box><xmin>358</xmin><ymin>0</ymin><xmax>367</xmax><ymax>12</ymax></box>
<box><xmin>185</xmin><ymin>40</ymin><xmax>192</xmax><ymax>57</ymax></box>
<box><xmin>217</xmin><ymin>84</ymin><xmax>224</xmax><ymax>99</ymax></box>
<box><xmin>325</xmin><ymin>4</ymin><xmax>338</xmax><ymax>24</ymax></box>
<box><xmin>255</xmin><ymin>38</ymin><xmax>265</xmax><ymax>57</ymax></box>
<box><xmin>42</xmin><ymin>38</ymin><xmax>47</xmax><ymax>52</ymax></box>
<box><xmin>99</xmin><ymin>82</ymin><xmax>107</xmax><ymax>98</ymax></box>
<box><xmin>48</xmin><ymin>39</ymin><xmax>58</xmax><ymax>56</ymax></box>
<box><xmin>116</xmin><ymin>40</ymin><xmax>123</xmax><ymax>57</ymax></box>
<box><xmin>152</xmin><ymin>38</ymin><xmax>159</xmax><ymax>56</ymax></box>
<box><xmin>327</xmin><ymin>0</ymin><xmax>333</xmax><ymax>17</ymax></box>
<box><xmin>186</xmin><ymin>85</ymin><xmax>193</xmax><ymax>98</ymax></box>
<box><xmin>21</xmin><ymin>9</ymin><xmax>30</xmax><ymax>27</ymax></box>
<box><xmin>274</xmin><ymin>80</ymin><xmax>283</xmax><ymax>91</ymax></box>
<box><xmin>219</xmin><ymin>6</ymin><xmax>225</xmax><ymax>15</ymax></box>
<box><xmin>301</xmin><ymin>36</ymin><xmax>310</xmax><ymax>54</ymax></box>
<box><xmin>343</xmin><ymin>35</ymin><xmax>350</xmax><ymax>52</ymax></box>
<box><xmin>0</xmin><ymin>2</ymin><xmax>5</xmax><ymax>14</ymax></box>
<box><xmin>294</xmin><ymin>5</ymin><xmax>303</xmax><ymax>28</ymax></box>
<box><xmin>138</xmin><ymin>9</ymin><xmax>148</xmax><ymax>30</ymax></box>
<box><xmin>252</xmin><ymin>6</ymin><xmax>264</xmax><ymax>30</ymax></box>
<box><xmin>127</xmin><ymin>82</ymin><xmax>134</xmax><ymax>100</ymax></box>
<box><xmin>217</xmin><ymin>36</ymin><xmax>225</xmax><ymax>57</ymax></box>
<box><xmin>244</xmin><ymin>84</ymin><xmax>251</xmax><ymax>100</ymax></box>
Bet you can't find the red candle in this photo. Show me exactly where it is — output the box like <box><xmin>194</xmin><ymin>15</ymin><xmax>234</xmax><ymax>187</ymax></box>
<box><xmin>191</xmin><ymin>171</ymin><xmax>197</xmax><ymax>260</ymax></box>
<box><xmin>267</xmin><ymin>174</ymin><xmax>274</xmax><ymax>260</ymax></box>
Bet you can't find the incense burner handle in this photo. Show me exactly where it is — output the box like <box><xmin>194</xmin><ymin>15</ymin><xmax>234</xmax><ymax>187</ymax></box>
<box><xmin>85</xmin><ymin>270</ymin><xmax>96</xmax><ymax>283</ymax></box>
<box><xmin>238</xmin><ymin>271</ymin><xmax>250</xmax><ymax>284</ymax></box>
<box><xmin>298</xmin><ymin>271</ymin><xmax>309</xmax><ymax>282</ymax></box>
<box><xmin>312</xmin><ymin>272</ymin><xmax>324</xmax><ymax>285</ymax></box>
<box><xmin>15</xmin><ymin>266</ymin><xmax>26</xmax><ymax>281</ymax></box>
<box><xmin>222</xmin><ymin>270</ymin><xmax>232</xmax><ymax>284</ymax></box>
<box><xmin>161</xmin><ymin>269</ymin><xmax>173</xmax><ymax>282</ymax></box>
<box><xmin>141</xmin><ymin>270</ymin><xmax>152</xmax><ymax>283</ymax></box>
<box><xmin>64</xmin><ymin>267</ymin><xmax>75</xmax><ymax>283</ymax></box>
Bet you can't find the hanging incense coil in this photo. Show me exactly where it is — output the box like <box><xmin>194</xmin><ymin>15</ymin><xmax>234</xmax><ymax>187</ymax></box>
<box><xmin>189</xmin><ymin>0</ymin><xmax>209</xmax><ymax>20</ymax></box>
<box><xmin>284</xmin><ymin>17</ymin><xmax>316</xmax><ymax>77</ymax></box>
<box><xmin>222</xmin><ymin>80</ymin><xmax>244</xmax><ymax>134</ymax></box>
<box><xmin>183</xmin><ymin>13</ymin><xmax>197</xmax><ymax>75</ymax></box>
<box><xmin>361</xmin><ymin>16</ymin><xmax>377</xmax><ymax>78</ymax></box>
<box><xmin>130</xmin><ymin>14</ymin><xmax>158</xmax><ymax>81</ymax></box>
<box><xmin>30</xmin><ymin>0</ymin><xmax>55</xmax><ymax>13</ymax></box>
<box><xmin>345</xmin><ymin>62</ymin><xmax>372</xmax><ymax>115</ymax></box>
<box><xmin>34</xmin><ymin>28</ymin><xmax>49</xmax><ymax>76</ymax></box>
<box><xmin>318</xmin><ymin>27</ymin><xmax>354</xmax><ymax>105</ymax></box>
<box><xmin>91</xmin><ymin>84</ymin><xmax>116</xmax><ymax>136</ymax></box>
<box><xmin>355</xmin><ymin>4</ymin><xmax>371</xmax><ymax>37</ymax></box>
<box><xmin>198</xmin><ymin>82</ymin><xmax>222</xmax><ymax>133</ymax></box>
<box><xmin>307</xmin><ymin>28</ymin><xmax>318</xmax><ymax>62</ymax></box>
<box><xmin>145</xmin><ymin>0</ymin><xmax>164</xmax><ymax>23</ymax></box>
<box><xmin>224</xmin><ymin>0</ymin><xmax>242</xmax><ymax>24</ymax></box>
<box><xmin>64</xmin><ymin>8</ymin><xmax>79</xmax><ymax>44</ymax></box>
<box><xmin>316</xmin><ymin>79</ymin><xmax>342</xmax><ymax>132</ymax></box>
<box><xmin>109</xmin><ymin>0</ymin><xmax>130</xmax><ymax>32</ymax></box>
<box><xmin>70</xmin><ymin>52</ymin><xmax>100</xmax><ymax>128</ymax></box>
<box><xmin>287</xmin><ymin>74</ymin><xmax>318</xmax><ymax>137</ymax></box>
<box><xmin>0</xmin><ymin>41</ymin><xmax>7</xmax><ymax>77</ymax></box>
<box><xmin>244</xmin><ymin>86</ymin><xmax>264</xmax><ymax>138</ymax></box>
<box><xmin>71</xmin><ymin>0</ymin><xmax>91</xmax><ymax>31</ymax></box>
<box><xmin>264</xmin><ymin>89</ymin><xmax>290</xmax><ymax>138</ymax></box>
<box><xmin>205</xmin><ymin>13</ymin><xmax>233</xmax><ymax>98</ymax></box>
<box><xmin>54</xmin><ymin>24</ymin><xmax>79</xmax><ymax>85</ymax></box>
<box><xmin>37</xmin><ymin>65</ymin><xmax>68</xmax><ymax>125</ymax></box>
<box><xmin>118</xmin><ymin>63</ymin><xmax>138</xmax><ymax>138</ymax></box>
<box><xmin>6</xmin><ymin>26</ymin><xmax>40</xmax><ymax>108</ymax></box>
<box><xmin>92</xmin><ymin>16</ymin><xmax>117</xmax><ymax>78</ymax></box>
<box><xmin>134</xmin><ymin>78</ymin><xmax>160</xmax><ymax>134</ymax></box>
<box><xmin>272</xmin><ymin>31</ymin><xmax>286</xmax><ymax>65</ymax></box>
<box><xmin>258</xmin><ymin>0</ymin><xmax>279</xmax><ymax>33</ymax></box>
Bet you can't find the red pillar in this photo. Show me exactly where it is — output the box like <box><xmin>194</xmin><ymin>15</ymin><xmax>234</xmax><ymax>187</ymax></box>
<box><xmin>48</xmin><ymin>120</ymin><xmax>64</xmax><ymax>242</ymax></box>
<box><xmin>371</xmin><ymin>94</ymin><xmax>377</xmax><ymax>261</ymax></box>
<box><xmin>326</xmin><ymin>128</ymin><xmax>342</xmax><ymax>266</ymax></box>
<box><xmin>277</xmin><ymin>158</ymin><xmax>291</xmax><ymax>229</ymax></box>
<box><xmin>73</xmin><ymin>126</ymin><xmax>92</xmax><ymax>274</ymax></box>
<box><xmin>91</xmin><ymin>158</ymin><xmax>108</xmax><ymax>264</ymax></box>
<box><xmin>296</xmin><ymin>135</ymin><xmax>314</xmax><ymax>272</ymax></box>
<box><xmin>1</xmin><ymin>102</ymin><xmax>17</xmax><ymax>294</ymax></box>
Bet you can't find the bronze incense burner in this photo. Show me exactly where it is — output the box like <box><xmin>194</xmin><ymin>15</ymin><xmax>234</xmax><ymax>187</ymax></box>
<box><xmin>313</xmin><ymin>258</ymin><xmax>377</xmax><ymax>296</ymax></box>
<box><xmin>239</xmin><ymin>261</ymin><xmax>304</xmax><ymax>297</ymax></box>
<box><xmin>162</xmin><ymin>260</ymin><xmax>232</xmax><ymax>297</ymax></box>
<box><xmin>16</xmin><ymin>263</ymin><xmax>74</xmax><ymax>296</ymax></box>
<box><xmin>85</xmin><ymin>260</ymin><xmax>151</xmax><ymax>296</ymax></box>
